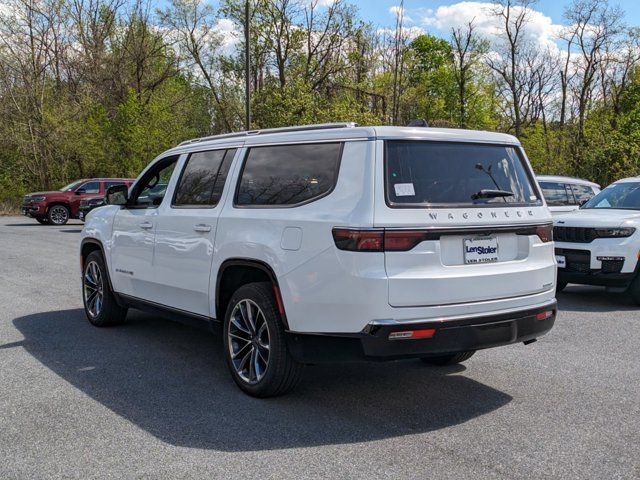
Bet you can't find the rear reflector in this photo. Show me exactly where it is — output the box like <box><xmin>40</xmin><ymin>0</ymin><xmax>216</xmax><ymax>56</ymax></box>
<box><xmin>388</xmin><ymin>328</ymin><xmax>436</xmax><ymax>340</ymax></box>
<box><xmin>535</xmin><ymin>310</ymin><xmax>554</xmax><ymax>321</ymax></box>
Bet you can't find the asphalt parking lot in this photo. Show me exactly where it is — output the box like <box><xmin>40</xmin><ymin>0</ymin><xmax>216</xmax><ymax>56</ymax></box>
<box><xmin>1</xmin><ymin>216</ymin><xmax>639</xmax><ymax>479</ymax></box>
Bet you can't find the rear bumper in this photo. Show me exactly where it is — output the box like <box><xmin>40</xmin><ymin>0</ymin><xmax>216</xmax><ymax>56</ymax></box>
<box><xmin>286</xmin><ymin>300</ymin><xmax>557</xmax><ymax>362</ymax></box>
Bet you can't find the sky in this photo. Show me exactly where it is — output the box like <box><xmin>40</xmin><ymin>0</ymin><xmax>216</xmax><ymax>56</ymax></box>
<box><xmin>356</xmin><ymin>0</ymin><xmax>640</xmax><ymax>32</ymax></box>
<box><xmin>203</xmin><ymin>0</ymin><xmax>640</xmax><ymax>57</ymax></box>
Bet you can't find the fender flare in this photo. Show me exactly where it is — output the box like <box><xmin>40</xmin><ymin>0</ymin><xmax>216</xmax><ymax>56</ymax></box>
<box><xmin>216</xmin><ymin>258</ymin><xmax>289</xmax><ymax>330</ymax></box>
<box><xmin>80</xmin><ymin>238</ymin><xmax>117</xmax><ymax>296</ymax></box>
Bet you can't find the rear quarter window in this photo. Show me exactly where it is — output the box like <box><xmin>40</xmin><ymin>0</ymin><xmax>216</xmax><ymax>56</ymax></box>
<box><xmin>539</xmin><ymin>182</ymin><xmax>570</xmax><ymax>206</ymax></box>
<box><xmin>235</xmin><ymin>143</ymin><xmax>343</xmax><ymax>207</ymax></box>
<box><xmin>385</xmin><ymin>141</ymin><xmax>541</xmax><ymax>208</ymax></box>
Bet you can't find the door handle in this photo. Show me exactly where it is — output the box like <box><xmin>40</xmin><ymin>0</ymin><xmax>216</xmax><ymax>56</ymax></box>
<box><xmin>193</xmin><ymin>224</ymin><xmax>212</xmax><ymax>233</ymax></box>
<box><xmin>139</xmin><ymin>221</ymin><xmax>153</xmax><ymax>230</ymax></box>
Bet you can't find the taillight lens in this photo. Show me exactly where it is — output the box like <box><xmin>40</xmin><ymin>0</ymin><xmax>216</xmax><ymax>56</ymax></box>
<box><xmin>383</xmin><ymin>230</ymin><xmax>431</xmax><ymax>251</ymax></box>
<box><xmin>332</xmin><ymin>228</ymin><xmax>431</xmax><ymax>252</ymax></box>
<box><xmin>535</xmin><ymin>224</ymin><xmax>553</xmax><ymax>243</ymax></box>
<box><xmin>332</xmin><ymin>228</ymin><xmax>384</xmax><ymax>252</ymax></box>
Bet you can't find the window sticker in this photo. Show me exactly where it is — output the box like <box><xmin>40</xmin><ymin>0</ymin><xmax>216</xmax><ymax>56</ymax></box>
<box><xmin>394</xmin><ymin>183</ymin><xmax>416</xmax><ymax>197</ymax></box>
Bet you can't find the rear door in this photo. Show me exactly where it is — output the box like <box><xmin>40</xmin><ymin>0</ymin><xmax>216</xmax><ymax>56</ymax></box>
<box><xmin>152</xmin><ymin>148</ymin><xmax>237</xmax><ymax>316</ymax></box>
<box><xmin>374</xmin><ymin>140</ymin><xmax>554</xmax><ymax>307</ymax></box>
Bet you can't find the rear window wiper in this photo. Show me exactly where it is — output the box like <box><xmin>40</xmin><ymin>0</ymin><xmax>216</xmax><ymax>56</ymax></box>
<box><xmin>471</xmin><ymin>189</ymin><xmax>514</xmax><ymax>200</ymax></box>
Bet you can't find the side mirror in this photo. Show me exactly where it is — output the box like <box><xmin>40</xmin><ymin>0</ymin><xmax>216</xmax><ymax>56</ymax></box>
<box><xmin>75</xmin><ymin>188</ymin><xmax>86</xmax><ymax>195</ymax></box>
<box><xmin>105</xmin><ymin>184</ymin><xmax>128</xmax><ymax>206</ymax></box>
<box><xmin>579</xmin><ymin>199</ymin><xmax>588</xmax><ymax>207</ymax></box>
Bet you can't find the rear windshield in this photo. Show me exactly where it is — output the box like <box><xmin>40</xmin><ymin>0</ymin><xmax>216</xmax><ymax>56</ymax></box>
<box><xmin>385</xmin><ymin>141</ymin><xmax>541</xmax><ymax>207</ymax></box>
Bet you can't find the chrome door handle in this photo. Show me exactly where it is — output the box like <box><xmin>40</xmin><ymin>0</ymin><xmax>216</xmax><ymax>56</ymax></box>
<box><xmin>193</xmin><ymin>224</ymin><xmax>212</xmax><ymax>233</ymax></box>
<box><xmin>139</xmin><ymin>221</ymin><xmax>153</xmax><ymax>229</ymax></box>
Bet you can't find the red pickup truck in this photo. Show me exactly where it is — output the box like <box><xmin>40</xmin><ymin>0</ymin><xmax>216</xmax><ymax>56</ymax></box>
<box><xmin>22</xmin><ymin>178</ymin><xmax>134</xmax><ymax>225</ymax></box>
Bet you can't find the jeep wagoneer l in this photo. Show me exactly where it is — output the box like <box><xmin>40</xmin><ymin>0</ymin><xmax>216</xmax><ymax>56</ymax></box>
<box><xmin>80</xmin><ymin>123</ymin><xmax>557</xmax><ymax>397</ymax></box>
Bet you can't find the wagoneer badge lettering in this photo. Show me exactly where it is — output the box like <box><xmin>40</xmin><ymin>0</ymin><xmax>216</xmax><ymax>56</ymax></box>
<box><xmin>428</xmin><ymin>209</ymin><xmax>535</xmax><ymax>222</ymax></box>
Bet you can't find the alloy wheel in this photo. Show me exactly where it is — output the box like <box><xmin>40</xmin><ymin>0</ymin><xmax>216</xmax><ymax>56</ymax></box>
<box><xmin>49</xmin><ymin>205</ymin><xmax>68</xmax><ymax>224</ymax></box>
<box><xmin>227</xmin><ymin>299</ymin><xmax>270</xmax><ymax>384</ymax></box>
<box><xmin>83</xmin><ymin>260</ymin><xmax>104</xmax><ymax>318</ymax></box>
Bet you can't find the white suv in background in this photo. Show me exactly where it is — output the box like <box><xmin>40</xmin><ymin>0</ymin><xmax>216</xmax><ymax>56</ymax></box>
<box><xmin>554</xmin><ymin>177</ymin><xmax>640</xmax><ymax>301</ymax></box>
<box><xmin>80</xmin><ymin>123</ymin><xmax>557</xmax><ymax>397</ymax></box>
<box><xmin>537</xmin><ymin>175</ymin><xmax>600</xmax><ymax>216</ymax></box>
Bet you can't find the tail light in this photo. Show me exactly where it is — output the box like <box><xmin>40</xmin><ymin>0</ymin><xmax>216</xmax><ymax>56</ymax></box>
<box><xmin>332</xmin><ymin>228</ymin><xmax>431</xmax><ymax>252</ymax></box>
<box><xmin>535</xmin><ymin>224</ymin><xmax>553</xmax><ymax>243</ymax></box>
<box><xmin>332</xmin><ymin>228</ymin><xmax>384</xmax><ymax>252</ymax></box>
<box><xmin>383</xmin><ymin>230</ymin><xmax>431</xmax><ymax>251</ymax></box>
<box><xmin>333</xmin><ymin>223</ymin><xmax>554</xmax><ymax>252</ymax></box>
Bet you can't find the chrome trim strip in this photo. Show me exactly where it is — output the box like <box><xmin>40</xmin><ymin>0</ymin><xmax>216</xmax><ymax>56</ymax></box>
<box><xmin>368</xmin><ymin>298</ymin><xmax>557</xmax><ymax>327</ymax></box>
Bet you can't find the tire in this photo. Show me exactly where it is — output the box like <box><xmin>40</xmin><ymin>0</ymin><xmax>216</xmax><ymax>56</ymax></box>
<box><xmin>82</xmin><ymin>250</ymin><xmax>128</xmax><ymax>327</ymax></box>
<box><xmin>35</xmin><ymin>217</ymin><xmax>49</xmax><ymax>225</ymax></box>
<box><xmin>223</xmin><ymin>282</ymin><xmax>303</xmax><ymax>397</ymax></box>
<box><xmin>556</xmin><ymin>280</ymin><xmax>568</xmax><ymax>293</ymax></box>
<box><xmin>48</xmin><ymin>204</ymin><xmax>70</xmax><ymax>225</ymax></box>
<box><xmin>421</xmin><ymin>350</ymin><xmax>475</xmax><ymax>366</ymax></box>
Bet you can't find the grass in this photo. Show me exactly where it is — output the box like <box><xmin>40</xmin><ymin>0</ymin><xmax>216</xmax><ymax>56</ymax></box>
<box><xmin>0</xmin><ymin>199</ymin><xmax>20</xmax><ymax>216</ymax></box>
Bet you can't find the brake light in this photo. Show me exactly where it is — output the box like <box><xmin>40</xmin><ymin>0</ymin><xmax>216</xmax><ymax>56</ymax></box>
<box><xmin>332</xmin><ymin>228</ymin><xmax>431</xmax><ymax>252</ymax></box>
<box><xmin>535</xmin><ymin>224</ymin><xmax>553</xmax><ymax>243</ymax></box>
<box><xmin>332</xmin><ymin>228</ymin><xmax>384</xmax><ymax>252</ymax></box>
<box><xmin>383</xmin><ymin>230</ymin><xmax>431</xmax><ymax>251</ymax></box>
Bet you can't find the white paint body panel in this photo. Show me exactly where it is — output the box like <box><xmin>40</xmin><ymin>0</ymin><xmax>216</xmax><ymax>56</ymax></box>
<box><xmin>81</xmin><ymin>125</ymin><xmax>556</xmax><ymax>335</ymax></box>
<box><xmin>554</xmin><ymin>204</ymin><xmax>640</xmax><ymax>273</ymax></box>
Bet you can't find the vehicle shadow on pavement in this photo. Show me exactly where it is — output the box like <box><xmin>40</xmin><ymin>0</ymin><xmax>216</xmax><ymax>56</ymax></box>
<box><xmin>12</xmin><ymin>309</ymin><xmax>512</xmax><ymax>451</ymax></box>
<box><xmin>557</xmin><ymin>285</ymin><xmax>638</xmax><ymax>313</ymax></box>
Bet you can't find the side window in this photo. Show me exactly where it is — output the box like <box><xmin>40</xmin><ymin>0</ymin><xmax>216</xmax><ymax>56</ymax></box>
<box><xmin>572</xmin><ymin>184</ymin><xmax>596</xmax><ymax>204</ymax></box>
<box><xmin>105</xmin><ymin>181</ymin><xmax>124</xmax><ymax>190</ymax></box>
<box><xmin>236</xmin><ymin>143</ymin><xmax>342</xmax><ymax>207</ymax></box>
<box><xmin>539</xmin><ymin>182</ymin><xmax>569</xmax><ymax>206</ymax></box>
<box><xmin>173</xmin><ymin>149</ymin><xmax>236</xmax><ymax>207</ymax></box>
<box><xmin>130</xmin><ymin>156</ymin><xmax>178</xmax><ymax>208</ymax></box>
<box><xmin>79</xmin><ymin>181</ymin><xmax>100</xmax><ymax>194</ymax></box>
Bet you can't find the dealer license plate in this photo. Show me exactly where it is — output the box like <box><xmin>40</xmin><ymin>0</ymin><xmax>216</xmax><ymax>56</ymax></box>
<box><xmin>464</xmin><ymin>236</ymin><xmax>499</xmax><ymax>264</ymax></box>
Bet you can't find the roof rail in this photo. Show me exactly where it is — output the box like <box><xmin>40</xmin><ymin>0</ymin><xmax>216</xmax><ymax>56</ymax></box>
<box><xmin>178</xmin><ymin>122</ymin><xmax>358</xmax><ymax>146</ymax></box>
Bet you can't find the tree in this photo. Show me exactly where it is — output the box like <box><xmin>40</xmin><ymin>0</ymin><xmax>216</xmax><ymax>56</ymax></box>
<box><xmin>451</xmin><ymin>20</ymin><xmax>488</xmax><ymax>128</ymax></box>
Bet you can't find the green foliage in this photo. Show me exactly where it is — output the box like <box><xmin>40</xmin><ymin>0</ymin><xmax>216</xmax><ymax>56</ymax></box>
<box><xmin>1</xmin><ymin>0</ymin><xmax>640</xmax><ymax>207</ymax></box>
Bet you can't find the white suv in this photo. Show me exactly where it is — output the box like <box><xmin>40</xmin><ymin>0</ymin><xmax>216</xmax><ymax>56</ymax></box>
<box><xmin>80</xmin><ymin>123</ymin><xmax>557</xmax><ymax>397</ymax></box>
<box><xmin>554</xmin><ymin>177</ymin><xmax>640</xmax><ymax>301</ymax></box>
<box><xmin>537</xmin><ymin>175</ymin><xmax>600</xmax><ymax>216</ymax></box>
